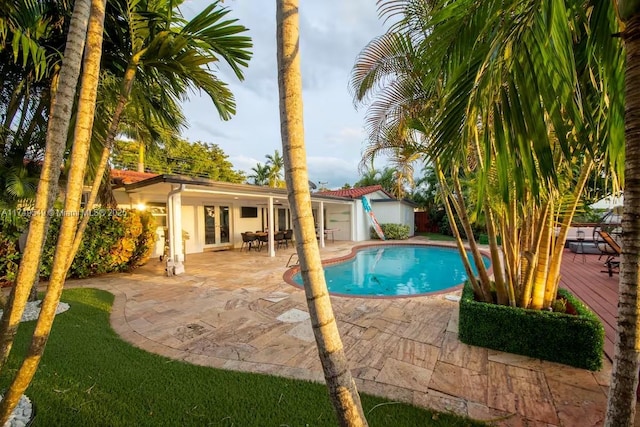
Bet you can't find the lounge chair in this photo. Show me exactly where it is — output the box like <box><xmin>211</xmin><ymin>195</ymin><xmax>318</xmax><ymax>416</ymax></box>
<box><xmin>596</xmin><ymin>230</ymin><xmax>621</xmax><ymax>277</ymax></box>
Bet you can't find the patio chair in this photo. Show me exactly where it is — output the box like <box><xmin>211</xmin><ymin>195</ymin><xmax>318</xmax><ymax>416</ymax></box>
<box><xmin>596</xmin><ymin>230</ymin><xmax>621</xmax><ymax>277</ymax></box>
<box><xmin>274</xmin><ymin>231</ymin><xmax>286</xmax><ymax>250</ymax></box>
<box><xmin>241</xmin><ymin>232</ymin><xmax>258</xmax><ymax>252</ymax></box>
<box><xmin>257</xmin><ymin>233</ymin><xmax>268</xmax><ymax>252</ymax></box>
<box><xmin>283</xmin><ymin>229</ymin><xmax>293</xmax><ymax>248</ymax></box>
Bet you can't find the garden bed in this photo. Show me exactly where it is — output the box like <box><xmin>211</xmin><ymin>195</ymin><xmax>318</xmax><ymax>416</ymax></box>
<box><xmin>458</xmin><ymin>282</ymin><xmax>604</xmax><ymax>371</ymax></box>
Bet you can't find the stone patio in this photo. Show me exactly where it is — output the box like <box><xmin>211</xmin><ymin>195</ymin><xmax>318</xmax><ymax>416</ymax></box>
<box><xmin>67</xmin><ymin>238</ymin><xmax>613</xmax><ymax>426</ymax></box>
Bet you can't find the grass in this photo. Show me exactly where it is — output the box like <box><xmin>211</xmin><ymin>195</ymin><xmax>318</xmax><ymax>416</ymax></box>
<box><xmin>1</xmin><ymin>288</ymin><xmax>485</xmax><ymax>426</ymax></box>
<box><xmin>416</xmin><ymin>232</ymin><xmax>457</xmax><ymax>242</ymax></box>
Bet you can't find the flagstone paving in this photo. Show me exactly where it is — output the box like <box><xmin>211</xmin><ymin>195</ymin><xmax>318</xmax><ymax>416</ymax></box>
<box><xmin>67</xmin><ymin>238</ymin><xmax>613</xmax><ymax>426</ymax></box>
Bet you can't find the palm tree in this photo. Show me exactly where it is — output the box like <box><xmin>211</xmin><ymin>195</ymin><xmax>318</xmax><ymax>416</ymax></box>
<box><xmin>0</xmin><ymin>0</ymin><xmax>93</xmax><ymax>371</ymax></box>
<box><xmin>354</xmin><ymin>0</ymin><xmax>622</xmax><ymax>306</ymax></box>
<box><xmin>68</xmin><ymin>0</ymin><xmax>252</xmax><ymax>268</ymax></box>
<box><xmin>276</xmin><ymin>1</ymin><xmax>367</xmax><ymax>425</ymax></box>
<box><xmin>0</xmin><ymin>0</ymin><xmax>70</xmax><ymax>194</ymax></box>
<box><xmin>0</xmin><ymin>0</ymin><xmax>105</xmax><ymax>421</ymax></box>
<box><xmin>265</xmin><ymin>149</ymin><xmax>285</xmax><ymax>188</ymax></box>
<box><xmin>355</xmin><ymin>0</ymin><xmax>639</xmax><ymax>424</ymax></box>
<box><xmin>605</xmin><ymin>4</ymin><xmax>640</xmax><ymax>426</ymax></box>
<box><xmin>354</xmin><ymin>166</ymin><xmax>396</xmax><ymax>195</ymax></box>
<box><xmin>248</xmin><ymin>162</ymin><xmax>270</xmax><ymax>186</ymax></box>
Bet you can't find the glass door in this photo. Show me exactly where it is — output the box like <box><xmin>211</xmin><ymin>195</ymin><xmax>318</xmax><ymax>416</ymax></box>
<box><xmin>204</xmin><ymin>205</ymin><xmax>230</xmax><ymax>247</ymax></box>
<box><xmin>205</xmin><ymin>206</ymin><xmax>217</xmax><ymax>245</ymax></box>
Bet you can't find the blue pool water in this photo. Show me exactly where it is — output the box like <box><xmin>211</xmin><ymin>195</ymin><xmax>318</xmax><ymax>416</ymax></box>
<box><xmin>291</xmin><ymin>245</ymin><xmax>490</xmax><ymax>297</ymax></box>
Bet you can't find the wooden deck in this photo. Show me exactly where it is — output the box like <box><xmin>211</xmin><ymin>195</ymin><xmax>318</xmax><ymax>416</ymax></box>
<box><xmin>559</xmin><ymin>248</ymin><xmax>619</xmax><ymax>361</ymax></box>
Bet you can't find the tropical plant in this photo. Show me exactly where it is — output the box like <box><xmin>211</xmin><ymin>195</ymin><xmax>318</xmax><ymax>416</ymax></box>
<box><xmin>354</xmin><ymin>166</ymin><xmax>396</xmax><ymax>194</ymax></box>
<box><xmin>353</xmin><ymin>0</ymin><xmax>623</xmax><ymax>307</ymax></box>
<box><xmin>265</xmin><ymin>149</ymin><xmax>286</xmax><ymax>188</ymax></box>
<box><xmin>0</xmin><ymin>0</ymin><xmax>104</xmax><ymax>421</ymax></box>
<box><xmin>605</xmin><ymin>3</ymin><xmax>640</xmax><ymax>426</ymax></box>
<box><xmin>69</xmin><ymin>0</ymin><xmax>252</xmax><ymax>272</ymax></box>
<box><xmin>248</xmin><ymin>162</ymin><xmax>270</xmax><ymax>186</ymax></box>
<box><xmin>355</xmin><ymin>1</ymin><xmax>639</xmax><ymax>424</ymax></box>
<box><xmin>276</xmin><ymin>1</ymin><xmax>367</xmax><ymax>425</ymax></box>
<box><xmin>0</xmin><ymin>0</ymin><xmax>71</xmax><ymax>203</ymax></box>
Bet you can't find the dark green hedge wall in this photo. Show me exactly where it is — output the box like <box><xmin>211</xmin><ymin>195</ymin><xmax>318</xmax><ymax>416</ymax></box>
<box><xmin>458</xmin><ymin>281</ymin><xmax>604</xmax><ymax>371</ymax></box>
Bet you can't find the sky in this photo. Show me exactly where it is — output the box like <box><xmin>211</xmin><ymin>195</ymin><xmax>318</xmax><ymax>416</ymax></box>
<box><xmin>179</xmin><ymin>1</ymin><xmax>387</xmax><ymax>189</ymax></box>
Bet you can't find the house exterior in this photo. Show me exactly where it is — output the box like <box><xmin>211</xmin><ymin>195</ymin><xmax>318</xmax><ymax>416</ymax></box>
<box><xmin>111</xmin><ymin>170</ymin><xmax>414</xmax><ymax>274</ymax></box>
<box><xmin>316</xmin><ymin>186</ymin><xmax>416</xmax><ymax>241</ymax></box>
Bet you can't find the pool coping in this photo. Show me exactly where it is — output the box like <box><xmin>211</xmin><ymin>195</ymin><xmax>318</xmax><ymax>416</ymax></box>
<box><xmin>282</xmin><ymin>241</ymin><xmax>493</xmax><ymax>299</ymax></box>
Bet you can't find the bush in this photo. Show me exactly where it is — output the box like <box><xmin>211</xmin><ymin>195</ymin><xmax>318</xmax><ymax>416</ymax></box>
<box><xmin>370</xmin><ymin>223</ymin><xmax>410</xmax><ymax>240</ymax></box>
<box><xmin>124</xmin><ymin>210</ymin><xmax>156</xmax><ymax>271</ymax></box>
<box><xmin>0</xmin><ymin>209</ymin><xmax>156</xmax><ymax>281</ymax></box>
<box><xmin>0</xmin><ymin>211</ymin><xmax>28</xmax><ymax>286</ymax></box>
<box><xmin>458</xmin><ymin>281</ymin><xmax>604</xmax><ymax>371</ymax></box>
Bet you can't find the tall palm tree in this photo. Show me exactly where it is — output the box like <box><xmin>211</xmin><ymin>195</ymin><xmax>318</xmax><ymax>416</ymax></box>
<box><xmin>0</xmin><ymin>0</ymin><xmax>92</xmax><ymax>370</ymax></box>
<box><xmin>276</xmin><ymin>1</ymin><xmax>366</xmax><ymax>425</ymax></box>
<box><xmin>355</xmin><ymin>0</ymin><xmax>639</xmax><ymax>424</ymax></box>
<box><xmin>265</xmin><ymin>149</ymin><xmax>285</xmax><ymax>188</ymax></box>
<box><xmin>0</xmin><ymin>0</ymin><xmax>106</xmax><ymax>421</ymax></box>
<box><xmin>353</xmin><ymin>0</ymin><xmax>622</xmax><ymax>307</ymax></box>
<box><xmin>68</xmin><ymin>0</ymin><xmax>252</xmax><ymax>267</ymax></box>
<box><xmin>248</xmin><ymin>162</ymin><xmax>270</xmax><ymax>186</ymax></box>
<box><xmin>605</xmin><ymin>4</ymin><xmax>640</xmax><ymax>426</ymax></box>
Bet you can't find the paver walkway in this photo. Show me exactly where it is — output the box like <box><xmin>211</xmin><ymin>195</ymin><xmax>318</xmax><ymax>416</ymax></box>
<box><xmin>68</xmin><ymin>238</ymin><xmax>613</xmax><ymax>426</ymax></box>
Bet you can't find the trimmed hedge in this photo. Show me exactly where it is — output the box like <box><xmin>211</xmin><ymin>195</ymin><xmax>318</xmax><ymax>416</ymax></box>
<box><xmin>370</xmin><ymin>223</ymin><xmax>410</xmax><ymax>240</ymax></box>
<box><xmin>458</xmin><ymin>281</ymin><xmax>604</xmax><ymax>371</ymax></box>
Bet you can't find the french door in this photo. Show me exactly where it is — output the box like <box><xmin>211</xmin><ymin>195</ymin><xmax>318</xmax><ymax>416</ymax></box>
<box><xmin>204</xmin><ymin>205</ymin><xmax>230</xmax><ymax>247</ymax></box>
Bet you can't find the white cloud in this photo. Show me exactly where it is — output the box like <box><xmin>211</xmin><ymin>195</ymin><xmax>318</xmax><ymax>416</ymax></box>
<box><xmin>179</xmin><ymin>0</ymin><xmax>388</xmax><ymax>190</ymax></box>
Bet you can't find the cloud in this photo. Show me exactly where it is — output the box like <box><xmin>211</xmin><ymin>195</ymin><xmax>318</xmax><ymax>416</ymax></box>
<box><xmin>179</xmin><ymin>0</ymin><xmax>389</xmax><ymax>190</ymax></box>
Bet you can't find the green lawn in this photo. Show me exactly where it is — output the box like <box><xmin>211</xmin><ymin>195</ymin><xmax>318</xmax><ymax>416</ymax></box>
<box><xmin>416</xmin><ymin>232</ymin><xmax>457</xmax><ymax>241</ymax></box>
<box><xmin>1</xmin><ymin>289</ymin><xmax>484</xmax><ymax>426</ymax></box>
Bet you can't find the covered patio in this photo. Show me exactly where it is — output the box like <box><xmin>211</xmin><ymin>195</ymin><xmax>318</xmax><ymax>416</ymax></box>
<box><xmin>66</xmin><ymin>237</ymin><xmax>622</xmax><ymax>426</ymax></box>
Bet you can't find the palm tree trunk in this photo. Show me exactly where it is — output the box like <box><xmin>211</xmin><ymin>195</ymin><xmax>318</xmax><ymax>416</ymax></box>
<box><xmin>543</xmin><ymin>160</ymin><xmax>593</xmax><ymax>307</ymax></box>
<box><xmin>451</xmin><ymin>172</ymin><xmax>493</xmax><ymax>290</ymax></box>
<box><xmin>443</xmin><ymin>188</ymin><xmax>484</xmax><ymax>296</ymax></box>
<box><xmin>276</xmin><ymin>2</ymin><xmax>367</xmax><ymax>425</ymax></box>
<box><xmin>605</xmin><ymin>12</ymin><xmax>640</xmax><ymax>426</ymax></box>
<box><xmin>484</xmin><ymin>199</ymin><xmax>508</xmax><ymax>304</ymax></box>
<box><xmin>0</xmin><ymin>0</ymin><xmax>92</xmax><ymax>371</ymax></box>
<box><xmin>519</xmin><ymin>201</ymin><xmax>549</xmax><ymax>307</ymax></box>
<box><xmin>67</xmin><ymin>63</ymin><xmax>137</xmax><ymax>270</ymax></box>
<box><xmin>530</xmin><ymin>203</ymin><xmax>554</xmax><ymax>310</ymax></box>
<box><xmin>0</xmin><ymin>0</ymin><xmax>105</xmax><ymax>421</ymax></box>
<box><xmin>138</xmin><ymin>140</ymin><xmax>145</xmax><ymax>172</ymax></box>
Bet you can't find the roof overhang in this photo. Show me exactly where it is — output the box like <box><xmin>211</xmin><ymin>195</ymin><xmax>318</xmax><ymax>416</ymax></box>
<box><xmin>116</xmin><ymin>174</ymin><xmax>354</xmax><ymax>205</ymax></box>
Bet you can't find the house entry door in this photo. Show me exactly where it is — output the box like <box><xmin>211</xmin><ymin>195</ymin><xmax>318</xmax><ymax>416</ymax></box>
<box><xmin>204</xmin><ymin>205</ymin><xmax>230</xmax><ymax>247</ymax></box>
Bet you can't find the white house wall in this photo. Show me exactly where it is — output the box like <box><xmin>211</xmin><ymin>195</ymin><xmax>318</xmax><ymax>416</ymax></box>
<box><xmin>324</xmin><ymin>205</ymin><xmax>351</xmax><ymax>241</ymax></box>
<box><xmin>371</xmin><ymin>202</ymin><xmax>400</xmax><ymax>224</ymax></box>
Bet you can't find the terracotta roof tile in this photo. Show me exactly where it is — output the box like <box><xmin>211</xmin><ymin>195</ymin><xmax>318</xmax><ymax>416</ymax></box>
<box><xmin>317</xmin><ymin>185</ymin><xmax>394</xmax><ymax>199</ymax></box>
<box><xmin>111</xmin><ymin>169</ymin><xmax>158</xmax><ymax>184</ymax></box>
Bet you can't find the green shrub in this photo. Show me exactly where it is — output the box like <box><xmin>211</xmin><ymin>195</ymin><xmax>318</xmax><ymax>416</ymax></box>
<box><xmin>124</xmin><ymin>210</ymin><xmax>156</xmax><ymax>271</ymax></box>
<box><xmin>0</xmin><ymin>211</ymin><xmax>28</xmax><ymax>285</ymax></box>
<box><xmin>37</xmin><ymin>209</ymin><xmax>156</xmax><ymax>279</ymax></box>
<box><xmin>0</xmin><ymin>233</ymin><xmax>20</xmax><ymax>285</ymax></box>
<box><xmin>370</xmin><ymin>223</ymin><xmax>410</xmax><ymax>240</ymax></box>
<box><xmin>458</xmin><ymin>281</ymin><xmax>604</xmax><ymax>370</ymax></box>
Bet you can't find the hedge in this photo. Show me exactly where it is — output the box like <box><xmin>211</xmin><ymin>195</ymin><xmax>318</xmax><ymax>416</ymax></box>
<box><xmin>370</xmin><ymin>223</ymin><xmax>410</xmax><ymax>240</ymax></box>
<box><xmin>1</xmin><ymin>209</ymin><xmax>156</xmax><ymax>283</ymax></box>
<box><xmin>458</xmin><ymin>281</ymin><xmax>604</xmax><ymax>371</ymax></box>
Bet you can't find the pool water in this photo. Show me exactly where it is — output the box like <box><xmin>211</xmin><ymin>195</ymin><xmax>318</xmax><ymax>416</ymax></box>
<box><xmin>291</xmin><ymin>245</ymin><xmax>490</xmax><ymax>297</ymax></box>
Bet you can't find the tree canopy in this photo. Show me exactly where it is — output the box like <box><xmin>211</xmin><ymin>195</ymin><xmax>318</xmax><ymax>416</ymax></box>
<box><xmin>112</xmin><ymin>138</ymin><xmax>245</xmax><ymax>183</ymax></box>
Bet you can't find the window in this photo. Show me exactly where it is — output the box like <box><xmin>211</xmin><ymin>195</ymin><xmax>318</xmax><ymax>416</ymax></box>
<box><xmin>241</xmin><ymin>206</ymin><xmax>258</xmax><ymax>218</ymax></box>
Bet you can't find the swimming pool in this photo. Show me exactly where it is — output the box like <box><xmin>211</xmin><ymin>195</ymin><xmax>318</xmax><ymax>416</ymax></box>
<box><xmin>288</xmin><ymin>245</ymin><xmax>490</xmax><ymax>297</ymax></box>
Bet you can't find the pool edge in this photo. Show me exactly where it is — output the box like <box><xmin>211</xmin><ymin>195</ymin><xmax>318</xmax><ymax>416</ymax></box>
<box><xmin>282</xmin><ymin>241</ymin><xmax>493</xmax><ymax>299</ymax></box>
